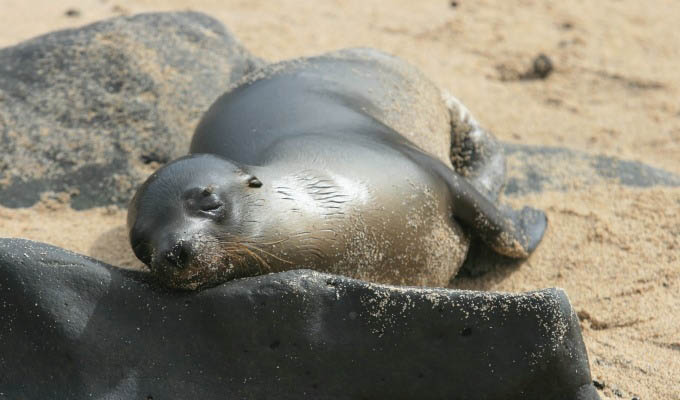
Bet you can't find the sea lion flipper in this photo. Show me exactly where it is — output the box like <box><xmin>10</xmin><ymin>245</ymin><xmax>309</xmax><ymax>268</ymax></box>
<box><xmin>401</xmin><ymin>144</ymin><xmax>546</xmax><ymax>258</ymax></box>
<box><xmin>441</xmin><ymin>94</ymin><xmax>548</xmax><ymax>259</ymax></box>
<box><xmin>443</xmin><ymin>91</ymin><xmax>506</xmax><ymax>202</ymax></box>
<box><xmin>500</xmin><ymin>204</ymin><xmax>548</xmax><ymax>255</ymax></box>
<box><xmin>451</xmin><ymin>181</ymin><xmax>547</xmax><ymax>259</ymax></box>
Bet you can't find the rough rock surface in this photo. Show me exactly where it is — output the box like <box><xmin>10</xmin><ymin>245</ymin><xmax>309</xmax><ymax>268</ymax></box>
<box><xmin>0</xmin><ymin>12</ymin><xmax>261</xmax><ymax>209</ymax></box>
<box><xmin>0</xmin><ymin>238</ymin><xmax>599</xmax><ymax>399</ymax></box>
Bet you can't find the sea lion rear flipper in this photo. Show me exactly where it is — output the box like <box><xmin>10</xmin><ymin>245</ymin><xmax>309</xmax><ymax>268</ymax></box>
<box><xmin>443</xmin><ymin>91</ymin><xmax>506</xmax><ymax>202</ymax></box>
<box><xmin>401</xmin><ymin>144</ymin><xmax>547</xmax><ymax>258</ymax></box>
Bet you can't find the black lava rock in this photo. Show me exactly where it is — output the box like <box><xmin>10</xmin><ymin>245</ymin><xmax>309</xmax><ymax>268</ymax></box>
<box><xmin>531</xmin><ymin>54</ymin><xmax>554</xmax><ymax>79</ymax></box>
<box><xmin>0</xmin><ymin>12</ymin><xmax>262</xmax><ymax>209</ymax></box>
<box><xmin>502</xmin><ymin>143</ymin><xmax>680</xmax><ymax>197</ymax></box>
<box><xmin>0</xmin><ymin>238</ymin><xmax>600</xmax><ymax>399</ymax></box>
<box><xmin>64</xmin><ymin>8</ymin><xmax>81</xmax><ymax>18</ymax></box>
<box><xmin>519</xmin><ymin>53</ymin><xmax>554</xmax><ymax>80</ymax></box>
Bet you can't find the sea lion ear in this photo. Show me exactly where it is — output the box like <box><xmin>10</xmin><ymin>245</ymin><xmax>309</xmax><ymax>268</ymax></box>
<box><xmin>247</xmin><ymin>176</ymin><xmax>263</xmax><ymax>188</ymax></box>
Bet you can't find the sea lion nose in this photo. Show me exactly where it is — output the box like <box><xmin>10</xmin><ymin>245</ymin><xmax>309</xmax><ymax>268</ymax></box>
<box><xmin>164</xmin><ymin>240</ymin><xmax>191</xmax><ymax>269</ymax></box>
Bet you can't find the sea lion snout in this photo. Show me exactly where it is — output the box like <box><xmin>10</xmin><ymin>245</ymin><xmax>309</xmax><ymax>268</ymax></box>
<box><xmin>162</xmin><ymin>239</ymin><xmax>193</xmax><ymax>270</ymax></box>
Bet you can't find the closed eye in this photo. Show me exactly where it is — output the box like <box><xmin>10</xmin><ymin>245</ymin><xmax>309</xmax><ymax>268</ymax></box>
<box><xmin>201</xmin><ymin>202</ymin><xmax>222</xmax><ymax>212</ymax></box>
<box><xmin>186</xmin><ymin>187</ymin><xmax>226</xmax><ymax>217</ymax></box>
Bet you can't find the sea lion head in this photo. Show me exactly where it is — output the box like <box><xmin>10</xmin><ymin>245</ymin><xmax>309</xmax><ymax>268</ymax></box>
<box><xmin>128</xmin><ymin>154</ymin><xmax>265</xmax><ymax>290</ymax></box>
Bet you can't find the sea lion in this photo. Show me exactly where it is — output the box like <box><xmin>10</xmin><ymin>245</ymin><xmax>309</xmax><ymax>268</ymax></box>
<box><xmin>127</xmin><ymin>48</ymin><xmax>547</xmax><ymax>290</ymax></box>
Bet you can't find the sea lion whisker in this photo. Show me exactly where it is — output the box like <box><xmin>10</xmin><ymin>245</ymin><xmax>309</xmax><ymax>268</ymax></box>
<box><xmin>242</xmin><ymin>237</ymin><xmax>290</xmax><ymax>246</ymax></box>
<box><xmin>234</xmin><ymin>244</ymin><xmax>272</xmax><ymax>272</ymax></box>
<box><xmin>239</xmin><ymin>242</ymin><xmax>293</xmax><ymax>265</ymax></box>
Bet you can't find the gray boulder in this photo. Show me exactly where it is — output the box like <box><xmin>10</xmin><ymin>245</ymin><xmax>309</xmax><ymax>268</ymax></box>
<box><xmin>0</xmin><ymin>11</ymin><xmax>262</xmax><ymax>209</ymax></box>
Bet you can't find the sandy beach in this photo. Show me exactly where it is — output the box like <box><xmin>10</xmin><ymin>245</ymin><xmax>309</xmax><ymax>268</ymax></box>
<box><xmin>1</xmin><ymin>1</ymin><xmax>678</xmax><ymax>398</ymax></box>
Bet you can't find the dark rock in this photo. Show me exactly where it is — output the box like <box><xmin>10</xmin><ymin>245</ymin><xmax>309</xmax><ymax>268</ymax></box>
<box><xmin>593</xmin><ymin>379</ymin><xmax>605</xmax><ymax>389</ymax></box>
<box><xmin>520</xmin><ymin>54</ymin><xmax>554</xmax><ymax>80</ymax></box>
<box><xmin>497</xmin><ymin>54</ymin><xmax>554</xmax><ymax>81</ymax></box>
<box><xmin>0</xmin><ymin>12</ymin><xmax>263</xmax><ymax>209</ymax></box>
<box><xmin>501</xmin><ymin>143</ymin><xmax>680</xmax><ymax>197</ymax></box>
<box><xmin>64</xmin><ymin>8</ymin><xmax>81</xmax><ymax>18</ymax></box>
<box><xmin>0</xmin><ymin>238</ymin><xmax>600</xmax><ymax>399</ymax></box>
<box><xmin>532</xmin><ymin>54</ymin><xmax>554</xmax><ymax>78</ymax></box>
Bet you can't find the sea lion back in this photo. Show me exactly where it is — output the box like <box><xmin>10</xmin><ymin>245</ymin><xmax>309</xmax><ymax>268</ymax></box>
<box><xmin>191</xmin><ymin>48</ymin><xmax>452</xmax><ymax>166</ymax></box>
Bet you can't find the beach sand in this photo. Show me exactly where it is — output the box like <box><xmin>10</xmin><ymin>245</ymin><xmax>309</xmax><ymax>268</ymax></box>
<box><xmin>1</xmin><ymin>1</ymin><xmax>678</xmax><ymax>398</ymax></box>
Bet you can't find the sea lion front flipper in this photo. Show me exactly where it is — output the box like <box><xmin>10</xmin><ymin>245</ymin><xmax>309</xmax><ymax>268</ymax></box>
<box><xmin>497</xmin><ymin>204</ymin><xmax>548</xmax><ymax>255</ymax></box>
<box><xmin>401</xmin><ymin>145</ymin><xmax>547</xmax><ymax>258</ymax></box>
